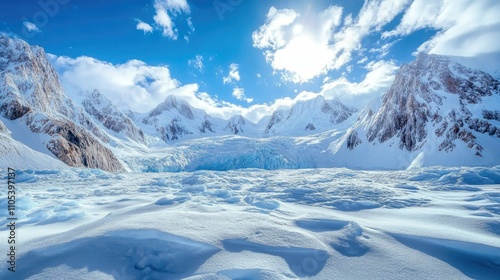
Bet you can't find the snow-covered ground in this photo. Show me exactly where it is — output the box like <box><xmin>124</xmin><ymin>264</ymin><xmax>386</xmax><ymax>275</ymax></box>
<box><xmin>1</xmin><ymin>166</ymin><xmax>499</xmax><ymax>279</ymax></box>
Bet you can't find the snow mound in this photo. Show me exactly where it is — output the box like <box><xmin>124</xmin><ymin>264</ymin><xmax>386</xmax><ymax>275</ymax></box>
<box><xmin>7</xmin><ymin>229</ymin><xmax>219</xmax><ymax>280</ymax></box>
<box><xmin>1</xmin><ymin>166</ymin><xmax>499</xmax><ymax>279</ymax></box>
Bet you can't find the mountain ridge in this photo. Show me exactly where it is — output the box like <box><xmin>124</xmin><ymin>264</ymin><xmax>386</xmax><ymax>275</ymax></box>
<box><xmin>331</xmin><ymin>52</ymin><xmax>500</xmax><ymax>169</ymax></box>
<box><xmin>1</xmin><ymin>34</ymin><xmax>499</xmax><ymax>171</ymax></box>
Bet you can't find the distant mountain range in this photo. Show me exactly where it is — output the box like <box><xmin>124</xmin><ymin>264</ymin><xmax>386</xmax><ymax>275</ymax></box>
<box><xmin>1</xmin><ymin>33</ymin><xmax>499</xmax><ymax>171</ymax></box>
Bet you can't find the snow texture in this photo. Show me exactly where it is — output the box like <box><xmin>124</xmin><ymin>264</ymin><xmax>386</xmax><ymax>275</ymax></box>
<box><xmin>0</xmin><ymin>166</ymin><xmax>499</xmax><ymax>279</ymax></box>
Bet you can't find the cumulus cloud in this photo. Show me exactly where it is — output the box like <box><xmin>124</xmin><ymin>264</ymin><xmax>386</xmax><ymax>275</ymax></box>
<box><xmin>188</xmin><ymin>55</ymin><xmax>204</xmax><ymax>72</ymax></box>
<box><xmin>49</xmin><ymin>55</ymin><xmax>181</xmax><ymax>113</ymax></box>
<box><xmin>252</xmin><ymin>7</ymin><xmax>299</xmax><ymax>50</ymax></box>
<box><xmin>232</xmin><ymin>87</ymin><xmax>253</xmax><ymax>103</ymax></box>
<box><xmin>23</xmin><ymin>22</ymin><xmax>40</xmax><ymax>33</ymax></box>
<box><xmin>47</xmin><ymin>54</ymin><xmax>299</xmax><ymax>122</ymax></box>
<box><xmin>152</xmin><ymin>0</ymin><xmax>191</xmax><ymax>39</ymax></box>
<box><xmin>223</xmin><ymin>63</ymin><xmax>240</xmax><ymax>84</ymax></box>
<box><xmin>252</xmin><ymin>0</ymin><xmax>410</xmax><ymax>83</ymax></box>
<box><xmin>320</xmin><ymin>59</ymin><xmax>399</xmax><ymax>107</ymax></box>
<box><xmin>383</xmin><ymin>0</ymin><xmax>500</xmax><ymax>57</ymax></box>
<box><xmin>136</xmin><ymin>20</ymin><xmax>153</xmax><ymax>34</ymax></box>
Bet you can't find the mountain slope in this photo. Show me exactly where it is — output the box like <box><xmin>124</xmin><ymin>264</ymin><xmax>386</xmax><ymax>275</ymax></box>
<box><xmin>331</xmin><ymin>53</ymin><xmax>500</xmax><ymax>169</ymax></box>
<box><xmin>81</xmin><ymin>89</ymin><xmax>146</xmax><ymax>144</ymax></box>
<box><xmin>138</xmin><ymin>95</ymin><xmax>261</xmax><ymax>143</ymax></box>
<box><xmin>0</xmin><ymin>34</ymin><xmax>124</xmax><ymax>171</ymax></box>
<box><xmin>1</xmin><ymin>33</ymin><xmax>499</xmax><ymax>172</ymax></box>
<box><xmin>265</xmin><ymin>95</ymin><xmax>357</xmax><ymax>135</ymax></box>
<box><xmin>0</xmin><ymin>118</ymin><xmax>67</xmax><ymax>169</ymax></box>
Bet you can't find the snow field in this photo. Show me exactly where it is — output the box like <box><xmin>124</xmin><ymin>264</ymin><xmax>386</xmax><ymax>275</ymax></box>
<box><xmin>0</xmin><ymin>166</ymin><xmax>499</xmax><ymax>279</ymax></box>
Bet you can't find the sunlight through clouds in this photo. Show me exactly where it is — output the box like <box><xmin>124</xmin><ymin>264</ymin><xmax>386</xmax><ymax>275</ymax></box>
<box><xmin>31</xmin><ymin>0</ymin><xmax>500</xmax><ymax>125</ymax></box>
<box><xmin>320</xmin><ymin>60</ymin><xmax>398</xmax><ymax>106</ymax></box>
<box><xmin>252</xmin><ymin>0</ymin><xmax>410</xmax><ymax>83</ymax></box>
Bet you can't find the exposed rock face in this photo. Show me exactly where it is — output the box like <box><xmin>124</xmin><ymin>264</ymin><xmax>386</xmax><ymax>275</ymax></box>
<box><xmin>45</xmin><ymin>122</ymin><xmax>123</xmax><ymax>171</ymax></box>
<box><xmin>141</xmin><ymin>95</ymin><xmax>216</xmax><ymax>141</ymax></box>
<box><xmin>158</xmin><ymin>118</ymin><xmax>192</xmax><ymax>141</ymax></box>
<box><xmin>0</xmin><ymin>119</ymin><xmax>6</xmax><ymax>132</ymax></box>
<box><xmin>82</xmin><ymin>90</ymin><xmax>145</xmax><ymax>143</ymax></box>
<box><xmin>149</xmin><ymin>95</ymin><xmax>195</xmax><ymax>119</ymax></box>
<box><xmin>0</xmin><ymin>33</ymin><xmax>124</xmax><ymax>171</ymax></box>
<box><xmin>0</xmin><ymin>97</ymin><xmax>31</xmax><ymax>120</ymax></box>
<box><xmin>305</xmin><ymin>123</ymin><xmax>316</xmax><ymax>131</ymax></box>
<box><xmin>265</xmin><ymin>111</ymin><xmax>284</xmax><ymax>134</ymax></box>
<box><xmin>346</xmin><ymin>131</ymin><xmax>362</xmax><ymax>150</ymax></box>
<box><xmin>265</xmin><ymin>95</ymin><xmax>357</xmax><ymax>134</ymax></box>
<box><xmin>225</xmin><ymin>115</ymin><xmax>246</xmax><ymax>134</ymax></box>
<box><xmin>199</xmin><ymin>120</ymin><xmax>215</xmax><ymax>133</ymax></box>
<box><xmin>351</xmin><ymin>52</ymin><xmax>500</xmax><ymax>156</ymax></box>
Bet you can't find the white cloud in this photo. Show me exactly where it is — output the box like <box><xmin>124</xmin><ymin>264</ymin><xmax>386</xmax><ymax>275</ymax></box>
<box><xmin>320</xmin><ymin>59</ymin><xmax>399</xmax><ymax>107</ymax></box>
<box><xmin>48</xmin><ymin>54</ymin><xmax>296</xmax><ymax>123</ymax></box>
<box><xmin>188</xmin><ymin>55</ymin><xmax>204</xmax><ymax>72</ymax></box>
<box><xmin>369</xmin><ymin>41</ymin><xmax>396</xmax><ymax>58</ymax></box>
<box><xmin>49</xmin><ymin>55</ymin><xmax>181</xmax><ymax>113</ymax></box>
<box><xmin>23</xmin><ymin>22</ymin><xmax>40</xmax><ymax>33</ymax></box>
<box><xmin>357</xmin><ymin>56</ymin><xmax>368</xmax><ymax>64</ymax></box>
<box><xmin>232</xmin><ymin>87</ymin><xmax>253</xmax><ymax>103</ymax></box>
<box><xmin>47</xmin><ymin>54</ymin><xmax>396</xmax><ymax>124</ymax></box>
<box><xmin>153</xmin><ymin>0</ymin><xmax>191</xmax><ymax>39</ymax></box>
<box><xmin>384</xmin><ymin>0</ymin><xmax>500</xmax><ymax>57</ymax></box>
<box><xmin>252</xmin><ymin>7</ymin><xmax>299</xmax><ymax>50</ymax></box>
<box><xmin>187</xmin><ymin>17</ymin><xmax>195</xmax><ymax>32</ymax></box>
<box><xmin>136</xmin><ymin>20</ymin><xmax>153</xmax><ymax>34</ymax></box>
<box><xmin>252</xmin><ymin>1</ymin><xmax>410</xmax><ymax>83</ymax></box>
<box><xmin>223</xmin><ymin>63</ymin><xmax>240</xmax><ymax>84</ymax></box>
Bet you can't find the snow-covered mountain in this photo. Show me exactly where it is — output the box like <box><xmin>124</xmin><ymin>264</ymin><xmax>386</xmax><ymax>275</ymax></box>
<box><xmin>0</xmin><ymin>118</ymin><xmax>67</xmax><ymax>169</ymax></box>
<box><xmin>330</xmin><ymin>52</ymin><xmax>500</xmax><ymax>169</ymax></box>
<box><xmin>265</xmin><ymin>95</ymin><xmax>357</xmax><ymax>135</ymax></box>
<box><xmin>140</xmin><ymin>95</ymin><xmax>218</xmax><ymax>141</ymax></box>
<box><xmin>81</xmin><ymin>89</ymin><xmax>146</xmax><ymax>144</ymax></box>
<box><xmin>138</xmin><ymin>95</ymin><xmax>265</xmax><ymax>142</ymax></box>
<box><xmin>0</xmin><ymin>34</ymin><xmax>125</xmax><ymax>171</ymax></box>
<box><xmin>1</xmin><ymin>34</ymin><xmax>499</xmax><ymax>172</ymax></box>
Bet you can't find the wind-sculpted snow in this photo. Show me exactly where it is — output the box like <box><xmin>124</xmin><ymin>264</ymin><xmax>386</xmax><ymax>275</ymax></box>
<box><xmin>1</xmin><ymin>166</ymin><xmax>499</xmax><ymax>279</ymax></box>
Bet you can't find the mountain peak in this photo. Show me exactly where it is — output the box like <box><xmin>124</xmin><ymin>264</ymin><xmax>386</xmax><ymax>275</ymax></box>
<box><xmin>265</xmin><ymin>95</ymin><xmax>357</xmax><ymax>135</ymax></box>
<box><xmin>334</xmin><ymin>53</ymin><xmax>500</xmax><ymax>168</ymax></box>
<box><xmin>149</xmin><ymin>95</ymin><xmax>195</xmax><ymax>119</ymax></box>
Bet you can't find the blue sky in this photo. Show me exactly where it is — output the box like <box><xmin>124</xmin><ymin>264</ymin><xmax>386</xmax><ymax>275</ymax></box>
<box><xmin>1</xmin><ymin>0</ymin><xmax>500</xmax><ymax>122</ymax></box>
